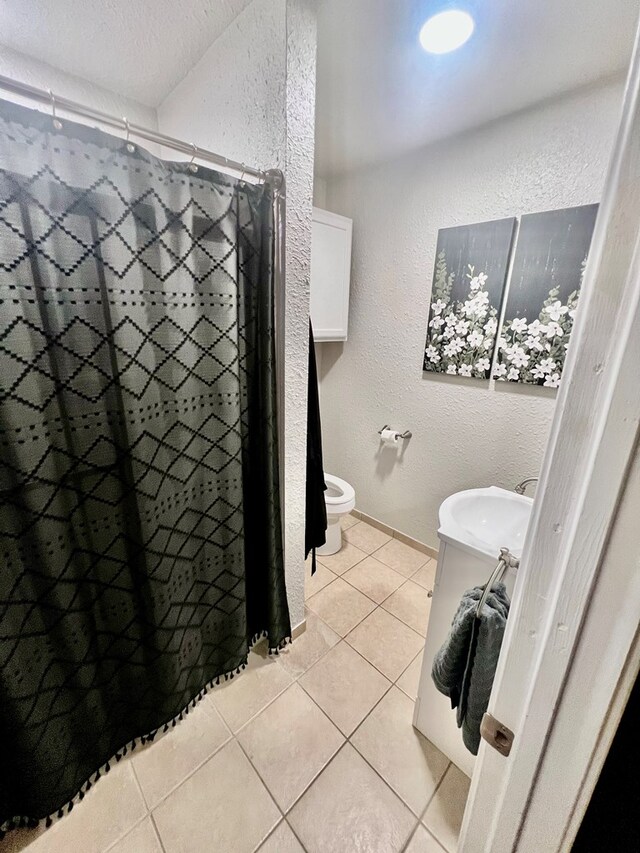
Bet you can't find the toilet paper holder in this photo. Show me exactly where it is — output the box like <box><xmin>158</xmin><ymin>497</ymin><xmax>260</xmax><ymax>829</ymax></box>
<box><xmin>378</xmin><ymin>424</ymin><xmax>412</xmax><ymax>440</ymax></box>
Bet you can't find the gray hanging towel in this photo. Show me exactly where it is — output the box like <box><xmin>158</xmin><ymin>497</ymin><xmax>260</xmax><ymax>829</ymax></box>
<box><xmin>432</xmin><ymin>583</ymin><xmax>510</xmax><ymax>754</ymax></box>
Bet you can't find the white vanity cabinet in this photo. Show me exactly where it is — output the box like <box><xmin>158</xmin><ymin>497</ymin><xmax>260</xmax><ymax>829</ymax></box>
<box><xmin>310</xmin><ymin>207</ymin><xmax>353</xmax><ymax>341</ymax></box>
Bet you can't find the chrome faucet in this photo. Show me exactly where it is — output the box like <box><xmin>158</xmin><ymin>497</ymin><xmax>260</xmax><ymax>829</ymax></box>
<box><xmin>514</xmin><ymin>477</ymin><xmax>538</xmax><ymax>495</ymax></box>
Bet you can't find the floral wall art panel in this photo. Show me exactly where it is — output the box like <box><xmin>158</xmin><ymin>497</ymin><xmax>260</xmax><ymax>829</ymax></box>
<box><xmin>494</xmin><ymin>203</ymin><xmax>598</xmax><ymax>388</ymax></box>
<box><xmin>423</xmin><ymin>218</ymin><xmax>516</xmax><ymax>379</ymax></box>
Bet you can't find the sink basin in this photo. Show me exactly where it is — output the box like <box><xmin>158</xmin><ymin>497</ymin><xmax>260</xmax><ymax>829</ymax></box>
<box><xmin>438</xmin><ymin>486</ymin><xmax>533</xmax><ymax>561</ymax></box>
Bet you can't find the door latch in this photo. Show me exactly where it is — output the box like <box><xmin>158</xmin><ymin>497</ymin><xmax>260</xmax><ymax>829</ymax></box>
<box><xmin>480</xmin><ymin>713</ymin><xmax>514</xmax><ymax>757</ymax></box>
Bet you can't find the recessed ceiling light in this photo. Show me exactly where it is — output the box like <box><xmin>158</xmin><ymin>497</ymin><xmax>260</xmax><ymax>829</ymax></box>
<box><xmin>419</xmin><ymin>9</ymin><xmax>475</xmax><ymax>54</ymax></box>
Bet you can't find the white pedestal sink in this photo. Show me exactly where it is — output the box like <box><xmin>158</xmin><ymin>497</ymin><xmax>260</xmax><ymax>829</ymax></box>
<box><xmin>413</xmin><ymin>486</ymin><xmax>533</xmax><ymax>777</ymax></box>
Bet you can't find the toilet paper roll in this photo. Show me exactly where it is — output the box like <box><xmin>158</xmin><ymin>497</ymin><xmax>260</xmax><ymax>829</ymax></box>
<box><xmin>380</xmin><ymin>428</ymin><xmax>400</xmax><ymax>446</ymax></box>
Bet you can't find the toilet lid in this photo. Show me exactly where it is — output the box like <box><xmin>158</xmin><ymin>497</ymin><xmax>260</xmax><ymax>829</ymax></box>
<box><xmin>324</xmin><ymin>473</ymin><xmax>355</xmax><ymax>507</ymax></box>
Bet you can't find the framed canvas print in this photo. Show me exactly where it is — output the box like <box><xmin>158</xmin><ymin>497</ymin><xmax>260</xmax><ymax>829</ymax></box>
<box><xmin>423</xmin><ymin>218</ymin><xmax>516</xmax><ymax>379</ymax></box>
<box><xmin>494</xmin><ymin>203</ymin><xmax>599</xmax><ymax>387</ymax></box>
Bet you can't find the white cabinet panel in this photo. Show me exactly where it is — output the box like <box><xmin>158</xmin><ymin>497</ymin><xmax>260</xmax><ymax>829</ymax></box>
<box><xmin>310</xmin><ymin>207</ymin><xmax>353</xmax><ymax>341</ymax></box>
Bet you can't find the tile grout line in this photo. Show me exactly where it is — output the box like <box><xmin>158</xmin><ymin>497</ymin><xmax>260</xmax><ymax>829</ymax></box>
<box><xmin>124</xmin><ymin>665</ymin><xmax>290</xmax><ymax>822</ymax></box>
<box><xmin>232</xmin><ymin>729</ymin><xmax>287</xmax><ymax>830</ymax></box>
<box><xmin>342</xmin><ymin>617</ymin><xmax>423</xmax><ymax>684</ymax></box>
<box><xmin>395</xmin><ymin>647</ymin><xmax>424</xmax><ymax>701</ymax></box>
<box><xmin>249</xmin><ymin>636</ymin><xmax>448</xmax><ymax>850</ymax></box>
<box><xmin>235</xmin><ymin>679</ymin><xmax>346</xmax><ymax>819</ymax></box>
<box><xmin>102</xmin><ymin>815</ymin><xmax>149</xmax><ymax>853</ymax></box>
<box><xmin>340</xmin><ymin>561</ymin><xmax>418</xmax><ymax>606</ymax></box>
<box><xmin>149</xmin><ymin>812</ymin><xmax>168</xmax><ymax>853</ymax></box>
<box><xmin>347</xmin><ymin>513</ymin><xmax>439</xmax><ymax>560</ymax></box>
<box><xmin>419</xmin><ymin>763</ymin><xmax>457</xmax><ymax>852</ymax></box>
<box><xmin>126</xmin><ymin>533</ymin><xmax>432</xmax><ymax>853</ymax></box>
<box><xmin>282</xmin><ymin>816</ymin><xmax>309</xmax><ymax>853</ymax></box>
<box><xmin>292</xmin><ymin>654</ymin><xmax>444</xmax><ymax>827</ymax></box>
<box><xmin>99</xmin><ymin>765</ymin><xmax>157</xmax><ymax>853</ymax></box>
<box><xmin>117</xmin><ymin>523</ymin><xmax>436</xmax><ymax>853</ymax></box>
<box><xmin>399</xmin><ymin>816</ymin><xmax>423</xmax><ymax>853</ymax></box>
<box><xmin>295</xmin><ymin>551</ymin><xmax>453</xmax><ymax>840</ymax></box>
<box><xmin>307</xmin><ymin>564</ymin><xmax>430</xmax><ymax>643</ymax></box>
<box><xmin>136</xmin><ymin>727</ymin><xmax>235</xmax><ymax>815</ymax></box>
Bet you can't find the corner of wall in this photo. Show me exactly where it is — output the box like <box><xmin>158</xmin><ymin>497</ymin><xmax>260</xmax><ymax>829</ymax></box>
<box><xmin>284</xmin><ymin>0</ymin><xmax>317</xmax><ymax>626</ymax></box>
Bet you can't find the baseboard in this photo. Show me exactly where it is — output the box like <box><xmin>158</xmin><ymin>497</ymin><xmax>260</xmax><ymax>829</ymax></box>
<box><xmin>351</xmin><ymin>509</ymin><xmax>439</xmax><ymax>561</ymax></box>
<box><xmin>291</xmin><ymin>619</ymin><xmax>307</xmax><ymax>639</ymax></box>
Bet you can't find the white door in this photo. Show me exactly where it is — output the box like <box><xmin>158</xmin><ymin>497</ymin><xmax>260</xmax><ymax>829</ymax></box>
<box><xmin>459</xmin><ymin>24</ymin><xmax>640</xmax><ymax>853</ymax></box>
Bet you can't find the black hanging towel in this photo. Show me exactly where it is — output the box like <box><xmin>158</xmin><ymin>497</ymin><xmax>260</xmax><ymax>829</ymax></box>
<box><xmin>305</xmin><ymin>320</ymin><xmax>327</xmax><ymax>574</ymax></box>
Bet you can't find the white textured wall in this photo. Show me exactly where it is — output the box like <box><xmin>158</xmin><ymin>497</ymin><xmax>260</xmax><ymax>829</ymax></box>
<box><xmin>158</xmin><ymin>0</ymin><xmax>315</xmax><ymax>627</ymax></box>
<box><xmin>0</xmin><ymin>46</ymin><xmax>157</xmax><ymax>131</ymax></box>
<box><xmin>284</xmin><ymin>0</ymin><xmax>316</xmax><ymax>626</ymax></box>
<box><xmin>157</xmin><ymin>0</ymin><xmax>286</xmax><ymax>171</ymax></box>
<box><xmin>320</xmin><ymin>79</ymin><xmax>624</xmax><ymax>550</ymax></box>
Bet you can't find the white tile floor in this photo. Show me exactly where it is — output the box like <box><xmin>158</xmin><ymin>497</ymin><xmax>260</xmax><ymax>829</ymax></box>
<box><xmin>2</xmin><ymin>517</ymin><xmax>470</xmax><ymax>853</ymax></box>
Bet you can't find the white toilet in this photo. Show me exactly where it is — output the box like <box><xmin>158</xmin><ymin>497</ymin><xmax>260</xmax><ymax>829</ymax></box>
<box><xmin>317</xmin><ymin>473</ymin><xmax>356</xmax><ymax>556</ymax></box>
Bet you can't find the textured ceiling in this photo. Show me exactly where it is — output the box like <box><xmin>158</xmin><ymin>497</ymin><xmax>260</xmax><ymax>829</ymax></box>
<box><xmin>0</xmin><ymin>0</ymin><xmax>254</xmax><ymax>107</ymax></box>
<box><xmin>316</xmin><ymin>0</ymin><xmax>640</xmax><ymax>176</ymax></box>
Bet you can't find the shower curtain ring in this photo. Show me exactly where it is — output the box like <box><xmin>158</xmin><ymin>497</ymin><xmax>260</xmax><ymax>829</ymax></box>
<box><xmin>48</xmin><ymin>89</ymin><xmax>62</xmax><ymax>130</ymax></box>
<box><xmin>123</xmin><ymin>117</ymin><xmax>135</xmax><ymax>153</ymax></box>
<box><xmin>188</xmin><ymin>143</ymin><xmax>198</xmax><ymax>173</ymax></box>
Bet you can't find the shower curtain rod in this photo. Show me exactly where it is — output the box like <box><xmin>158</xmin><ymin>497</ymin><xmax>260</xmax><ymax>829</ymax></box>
<box><xmin>0</xmin><ymin>73</ymin><xmax>278</xmax><ymax>187</ymax></box>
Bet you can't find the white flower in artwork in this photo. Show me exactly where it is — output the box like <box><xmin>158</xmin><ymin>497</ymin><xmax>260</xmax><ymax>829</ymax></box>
<box><xmin>493</xmin><ymin>363</ymin><xmax>507</xmax><ymax>379</ymax></box>
<box><xmin>544</xmin><ymin>373</ymin><xmax>561</xmax><ymax>388</ymax></box>
<box><xmin>484</xmin><ymin>317</ymin><xmax>498</xmax><ymax>335</ymax></box>
<box><xmin>431</xmin><ymin>299</ymin><xmax>447</xmax><ymax>315</ymax></box>
<box><xmin>475</xmin><ymin>357</ymin><xmax>491</xmax><ymax>373</ymax></box>
<box><xmin>569</xmin><ymin>308</ymin><xmax>577</xmax><ymax>319</ymax></box>
<box><xmin>497</xmin><ymin>336</ymin><xmax>508</xmax><ymax>350</ymax></box>
<box><xmin>525</xmin><ymin>335</ymin><xmax>544</xmax><ymax>352</ymax></box>
<box><xmin>510</xmin><ymin>345</ymin><xmax>530</xmax><ymax>368</ymax></box>
<box><xmin>462</xmin><ymin>290</ymin><xmax>489</xmax><ymax>318</ymax></box>
<box><xmin>469</xmin><ymin>273</ymin><xmax>487</xmax><ymax>293</ymax></box>
<box><xmin>501</xmin><ymin>344</ymin><xmax>514</xmax><ymax>361</ymax></box>
<box><xmin>444</xmin><ymin>339</ymin><xmax>464</xmax><ymax>358</ymax></box>
<box><xmin>507</xmin><ymin>367</ymin><xmax>520</xmax><ymax>381</ymax></box>
<box><xmin>425</xmin><ymin>345</ymin><xmax>440</xmax><ymax>362</ymax></box>
<box><xmin>543</xmin><ymin>300</ymin><xmax>569</xmax><ymax>322</ymax></box>
<box><xmin>483</xmin><ymin>337</ymin><xmax>493</xmax><ymax>350</ymax></box>
<box><xmin>446</xmin><ymin>364</ymin><xmax>457</xmax><ymax>375</ymax></box>
<box><xmin>545</xmin><ymin>321</ymin><xmax>564</xmax><ymax>338</ymax></box>
<box><xmin>443</xmin><ymin>325</ymin><xmax>456</xmax><ymax>339</ymax></box>
<box><xmin>527</xmin><ymin>319</ymin><xmax>547</xmax><ymax>337</ymax></box>
<box><xmin>538</xmin><ymin>357</ymin><xmax>557</xmax><ymax>374</ymax></box>
<box><xmin>445</xmin><ymin>313</ymin><xmax>457</xmax><ymax>326</ymax></box>
<box><xmin>459</xmin><ymin>364</ymin><xmax>473</xmax><ymax>377</ymax></box>
<box><xmin>467</xmin><ymin>330</ymin><xmax>484</xmax><ymax>347</ymax></box>
<box><xmin>456</xmin><ymin>319</ymin><xmax>470</xmax><ymax>336</ymax></box>
<box><xmin>511</xmin><ymin>317</ymin><xmax>528</xmax><ymax>333</ymax></box>
<box><xmin>429</xmin><ymin>315</ymin><xmax>444</xmax><ymax>329</ymax></box>
<box><xmin>532</xmin><ymin>364</ymin><xmax>547</xmax><ymax>380</ymax></box>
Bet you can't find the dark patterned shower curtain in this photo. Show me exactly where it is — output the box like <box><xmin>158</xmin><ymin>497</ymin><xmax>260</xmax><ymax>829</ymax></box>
<box><xmin>0</xmin><ymin>100</ymin><xmax>290</xmax><ymax>833</ymax></box>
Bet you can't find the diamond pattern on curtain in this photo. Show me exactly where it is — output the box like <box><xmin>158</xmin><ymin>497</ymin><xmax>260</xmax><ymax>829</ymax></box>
<box><xmin>0</xmin><ymin>100</ymin><xmax>290</xmax><ymax>833</ymax></box>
